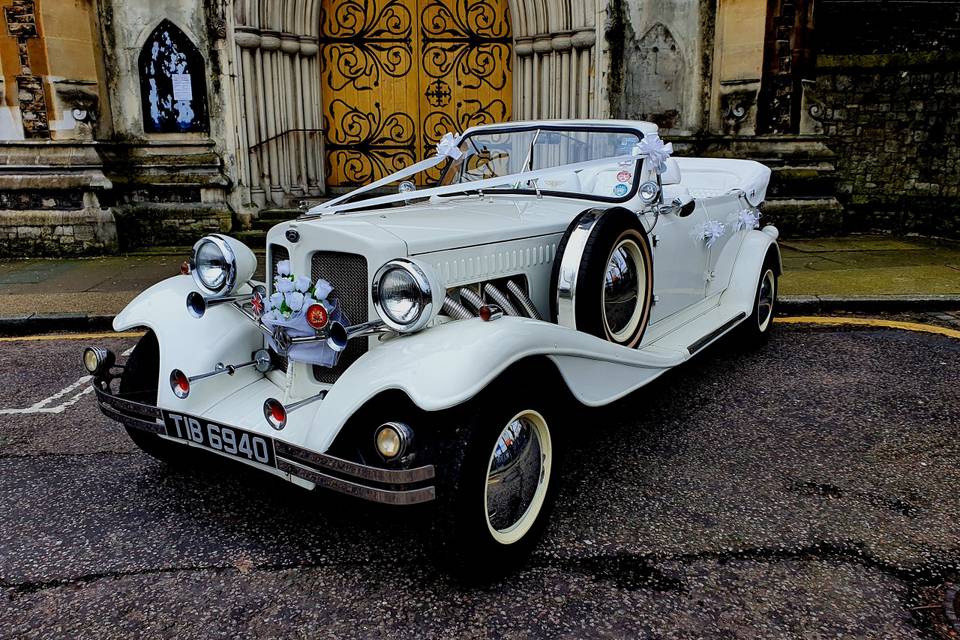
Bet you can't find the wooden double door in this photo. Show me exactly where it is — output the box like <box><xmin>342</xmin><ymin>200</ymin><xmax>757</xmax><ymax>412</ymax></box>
<box><xmin>319</xmin><ymin>0</ymin><xmax>513</xmax><ymax>187</ymax></box>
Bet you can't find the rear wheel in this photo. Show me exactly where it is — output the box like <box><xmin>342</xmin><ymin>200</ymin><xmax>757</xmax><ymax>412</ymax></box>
<box><xmin>740</xmin><ymin>257</ymin><xmax>778</xmax><ymax>343</ymax></box>
<box><xmin>119</xmin><ymin>331</ymin><xmax>184</xmax><ymax>465</ymax></box>
<box><xmin>433</xmin><ymin>368</ymin><xmax>564</xmax><ymax>580</ymax></box>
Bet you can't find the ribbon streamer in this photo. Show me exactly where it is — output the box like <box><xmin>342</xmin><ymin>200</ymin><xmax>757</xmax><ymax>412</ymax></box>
<box><xmin>633</xmin><ymin>133</ymin><xmax>674</xmax><ymax>174</ymax></box>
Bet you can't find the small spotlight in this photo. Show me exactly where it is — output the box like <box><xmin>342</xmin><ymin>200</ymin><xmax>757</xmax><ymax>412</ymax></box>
<box><xmin>82</xmin><ymin>346</ymin><xmax>115</xmax><ymax>376</ymax></box>
<box><xmin>374</xmin><ymin>422</ymin><xmax>413</xmax><ymax>460</ymax></box>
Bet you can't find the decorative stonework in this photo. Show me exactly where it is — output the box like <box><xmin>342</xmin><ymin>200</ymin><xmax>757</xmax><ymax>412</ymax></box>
<box><xmin>4</xmin><ymin>0</ymin><xmax>49</xmax><ymax>139</ymax></box>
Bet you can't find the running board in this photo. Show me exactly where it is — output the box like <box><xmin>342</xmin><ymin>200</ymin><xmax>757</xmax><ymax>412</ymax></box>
<box><xmin>686</xmin><ymin>312</ymin><xmax>747</xmax><ymax>354</ymax></box>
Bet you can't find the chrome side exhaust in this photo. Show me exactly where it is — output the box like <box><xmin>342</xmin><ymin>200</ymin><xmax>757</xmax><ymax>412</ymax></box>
<box><xmin>506</xmin><ymin>280</ymin><xmax>542</xmax><ymax>320</ymax></box>
<box><xmin>458</xmin><ymin>287</ymin><xmax>484</xmax><ymax>314</ymax></box>
<box><xmin>442</xmin><ymin>294</ymin><xmax>475</xmax><ymax>321</ymax></box>
<box><xmin>483</xmin><ymin>283</ymin><xmax>521</xmax><ymax>316</ymax></box>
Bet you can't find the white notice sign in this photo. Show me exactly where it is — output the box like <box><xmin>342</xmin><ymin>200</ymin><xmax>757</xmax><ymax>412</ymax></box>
<box><xmin>172</xmin><ymin>74</ymin><xmax>193</xmax><ymax>101</ymax></box>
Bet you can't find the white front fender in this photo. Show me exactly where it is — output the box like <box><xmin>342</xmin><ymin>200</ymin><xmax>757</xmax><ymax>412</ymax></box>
<box><xmin>306</xmin><ymin>317</ymin><xmax>687</xmax><ymax>453</ymax></box>
<box><xmin>113</xmin><ymin>275</ymin><xmax>265</xmax><ymax>414</ymax></box>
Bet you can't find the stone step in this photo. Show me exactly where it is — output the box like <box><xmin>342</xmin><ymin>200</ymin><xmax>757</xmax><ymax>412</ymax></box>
<box><xmin>234</xmin><ymin>229</ymin><xmax>267</xmax><ymax>247</ymax></box>
<box><xmin>768</xmin><ymin>162</ymin><xmax>838</xmax><ymax>199</ymax></box>
<box><xmin>763</xmin><ymin>197</ymin><xmax>844</xmax><ymax>236</ymax></box>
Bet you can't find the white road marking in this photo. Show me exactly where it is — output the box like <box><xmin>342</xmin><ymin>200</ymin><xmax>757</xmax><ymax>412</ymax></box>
<box><xmin>0</xmin><ymin>375</ymin><xmax>95</xmax><ymax>415</ymax></box>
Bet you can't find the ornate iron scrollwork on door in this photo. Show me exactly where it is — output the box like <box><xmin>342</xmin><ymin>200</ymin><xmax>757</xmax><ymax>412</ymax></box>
<box><xmin>320</xmin><ymin>0</ymin><xmax>414</xmax><ymax>91</ymax></box>
<box><xmin>325</xmin><ymin>99</ymin><xmax>417</xmax><ymax>185</ymax></box>
<box><xmin>319</xmin><ymin>0</ymin><xmax>512</xmax><ymax>188</ymax></box>
<box><xmin>420</xmin><ymin>0</ymin><xmax>512</xmax><ymax>90</ymax></box>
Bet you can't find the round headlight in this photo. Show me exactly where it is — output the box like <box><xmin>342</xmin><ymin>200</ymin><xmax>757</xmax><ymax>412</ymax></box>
<box><xmin>189</xmin><ymin>235</ymin><xmax>257</xmax><ymax>297</ymax></box>
<box><xmin>639</xmin><ymin>181</ymin><xmax>660</xmax><ymax>203</ymax></box>
<box><xmin>191</xmin><ymin>236</ymin><xmax>234</xmax><ymax>294</ymax></box>
<box><xmin>372</xmin><ymin>258</ymin><xmax>441</xmax><ymax>333</ymax></box>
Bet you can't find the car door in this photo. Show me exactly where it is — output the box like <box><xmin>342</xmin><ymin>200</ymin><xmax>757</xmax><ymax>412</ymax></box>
<box><xmin>699</xmin><ymin>193</ymin><xmax>747</xmax><ymax>299</ymax></box>
<box><xmin>646</xmin><ymin>201</ymin><xmax>710</xmax><ymax>323</ymax></box>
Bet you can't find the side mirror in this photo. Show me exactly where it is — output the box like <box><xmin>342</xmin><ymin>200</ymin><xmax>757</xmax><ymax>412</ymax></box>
<box><xmin>658</xmin><ymin>197</ymin><xmax>696</xmax><ymax>217</ymax></box>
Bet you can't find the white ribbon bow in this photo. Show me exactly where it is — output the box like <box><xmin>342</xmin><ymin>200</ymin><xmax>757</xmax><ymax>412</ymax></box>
<box><xmin>435</xmin><ymin>132</ymin><xmax>463</xmax><ymax>160</ymax></box>
<box><xmin>633</xmin><ymin>133</ymin><xmax>674</xmax><ymax>174</ymax></box>
<box><xmin>735</xmin><ymin>208</ymin><xmax>761</xmax><ymax>232</ymax></box>
<box><xmin>694</xmin><ymin>219</ymin><xmax>726</xmax><ymax>249</ymax></box>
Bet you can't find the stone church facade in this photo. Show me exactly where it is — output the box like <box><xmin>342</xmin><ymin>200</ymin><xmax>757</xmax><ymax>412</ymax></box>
<box><xmin>0</xmin><ymin>0</ymin><xmax>956</xmax><ymax>256</ymax></box>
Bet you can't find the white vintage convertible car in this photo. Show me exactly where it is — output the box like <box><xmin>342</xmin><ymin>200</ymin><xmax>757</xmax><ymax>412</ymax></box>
<box><xmin>86</xmin><ymin>119</ymin><xmax>780</xmax><ymax>576</ymax></box>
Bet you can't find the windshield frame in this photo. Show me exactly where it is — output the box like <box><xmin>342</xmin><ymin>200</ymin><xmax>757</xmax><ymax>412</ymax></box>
<box><xmin>437</xmin><ymin>123</ymin><xmax>648</xmax><ymax>204</ymax></box>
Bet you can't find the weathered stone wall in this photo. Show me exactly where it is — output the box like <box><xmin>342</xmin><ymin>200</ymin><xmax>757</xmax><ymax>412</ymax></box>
<box><xmin>804</xmin><ymin>0</ymin><xmax>960</xmax><ymax>237</ymax></box>
<box><xmin>605</xmin><ymin>0</ymin><xmax>711</xmax><ymax>135</ymax></box>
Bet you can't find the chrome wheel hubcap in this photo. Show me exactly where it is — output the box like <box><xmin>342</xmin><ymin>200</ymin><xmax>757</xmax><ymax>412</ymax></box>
<box><xmin>757</xmin><ymin>269</ymin><xmax>775</xmax><ymax>331</ymax></box>
<box><xmin>484</xmin><ymin>410</ymin><xmax>552</xmax><ymax>545</ymax></box>
<box><xmin>602</xmin><ymin>238</ymin><xmax>646</xmax><ymax>341</ymax></box>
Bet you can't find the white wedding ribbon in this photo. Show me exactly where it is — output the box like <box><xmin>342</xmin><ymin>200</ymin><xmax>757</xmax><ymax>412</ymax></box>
<box><xmin>633</xmin><ymin>133</ymin><xmax>674</xmax><ymax>175</ymax></box>
<box><xmin>694</xmin><ymin>219</ymin><xmax>726</xmax><ymax>249</ymax></box>
<box><xmin>735</xmin><ymin>207</ymin><xmax>760</xmax><ymax>231</ymax></box>
<box><xmin>306</xmin><ymin>152</ymin><xmax>644</xmax><ymax>216</ymax></box>
<box><xmin>435</xmin><ymin>132</ymin><xmax>463</xmax><ymax>160</ymax></box>
<box><xmin>313</xmin><ymin>132</ymin><xmax>463</xmax><ymax>213</ymax></box>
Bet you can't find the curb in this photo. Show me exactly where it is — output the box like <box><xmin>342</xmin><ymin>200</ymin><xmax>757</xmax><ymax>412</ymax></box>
<box><xmin>0</xmin><ymin>313</ymin><xmax>115</xmax><ymax>337</ymax></box>
<box><xmin>778</xmin><ymin>294</ymin><xmax>960</xmax><ymax>314</ymax></box>
<box><xmin>1</xmin><ymin>295</ymin><xmax>958</xmax><ymax>336</ymax></box>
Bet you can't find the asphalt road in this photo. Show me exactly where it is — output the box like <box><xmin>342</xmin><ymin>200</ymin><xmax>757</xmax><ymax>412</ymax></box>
<box><xmin>0</xmin><ymin>321</ymin><xmax>958</xmax><ymax>639</ymax></box>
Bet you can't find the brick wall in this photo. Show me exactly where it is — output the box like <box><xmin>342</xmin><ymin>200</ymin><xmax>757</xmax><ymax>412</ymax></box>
<box><xmin>808</xmin><ymin>0</ymin><xmax>960</xmax><ymax>236</ymax></box>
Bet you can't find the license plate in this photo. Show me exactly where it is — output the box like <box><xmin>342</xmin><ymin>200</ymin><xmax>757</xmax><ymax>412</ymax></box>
<box><xmin>162</xmin><ymin>411</ymin><xmax>276</xmax><ymax>468</ymax></box>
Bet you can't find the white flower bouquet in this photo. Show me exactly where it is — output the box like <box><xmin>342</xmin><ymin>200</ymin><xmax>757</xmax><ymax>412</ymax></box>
<box><xmin>260</xmin><ymin>260</ymin><xmax>348</xmax><ymax>367</ymax></box>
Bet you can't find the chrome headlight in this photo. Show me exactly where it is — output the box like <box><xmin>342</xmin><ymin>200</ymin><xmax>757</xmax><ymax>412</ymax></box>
<box><xmin>189</xmin><ymin>235</ymin><xmax>257</xmax><ymax>296</ymax></box>
<box><xmin>371</xmin><ymin>258</ymin><xmax>442</xmax><ymax>333</ymax></box>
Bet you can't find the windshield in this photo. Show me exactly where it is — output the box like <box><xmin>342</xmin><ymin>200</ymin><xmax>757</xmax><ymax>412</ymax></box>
<box><xmin>438</xmin><ymin>127</ymin><xmax>644</xmax><ymax>201</ymax></box>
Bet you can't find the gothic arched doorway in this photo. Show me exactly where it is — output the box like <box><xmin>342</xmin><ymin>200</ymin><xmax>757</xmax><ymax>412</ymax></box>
<box><xmin>319</xmin><ymin>0</ymin><xmax>512</xmax><ymax>188</ymax></box>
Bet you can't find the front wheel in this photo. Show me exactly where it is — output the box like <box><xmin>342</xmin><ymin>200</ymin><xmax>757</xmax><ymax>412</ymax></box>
<box><xmin>433</xmin><ymin>373</ymin><xmax>563</xmax><ymax>579</ymax></box>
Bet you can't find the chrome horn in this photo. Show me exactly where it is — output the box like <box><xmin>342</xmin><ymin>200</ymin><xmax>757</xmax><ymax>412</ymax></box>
<box><xmin>326</xmin><ymin>319</ymin><xmax>388</xmax><ymax>352</ymax></box>
<box><xmin>186</xmin><ymin>285</ymin><xmax>266</xmax><ymax>319</ymax></box>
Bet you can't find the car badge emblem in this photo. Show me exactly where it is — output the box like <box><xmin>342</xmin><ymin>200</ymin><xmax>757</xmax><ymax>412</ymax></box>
<box><xmin>272</xmin><ymin>327</ymin><xmax>292</xmax><ymax>355</ymax></box>
<box><xmin>251</xmin><ymin>291</ymin><xmax>265</xmax><ymax>318</ymax></box>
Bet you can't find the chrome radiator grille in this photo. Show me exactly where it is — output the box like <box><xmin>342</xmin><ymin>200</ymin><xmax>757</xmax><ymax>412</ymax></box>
<box><xmin>311</xmin><ymin>252</ymin><xmax>369</xmax><ymax>384</ymax></box>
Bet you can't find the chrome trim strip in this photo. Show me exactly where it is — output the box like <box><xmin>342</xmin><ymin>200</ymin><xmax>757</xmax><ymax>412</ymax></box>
<box><xmin>277</xmin><ymin>458</ymin><xmax>436</xmax><ymax>505</ymax></box>
<box><xmin>94</xmin><ymin>384</ymin><xmax>162</xmax><ymax>419</ymax></box>
<box><xmin>686</xmin><ymin>313</ymin><xmax>747</xmax><ymax>355</ymax></box>
<box><xmin>275</xmin><ymin>440</ymin><xmax>436</xmax><ymax>484</ymax></box>
<box><xmin>556</xmin><ymin>208</ymin><xmax>606</xmax><ymax>330</ymax></box>
<box><xmin>97</xmin><ymin>397</ymin><xmax>165</xmax><ymax>435</ymax></box>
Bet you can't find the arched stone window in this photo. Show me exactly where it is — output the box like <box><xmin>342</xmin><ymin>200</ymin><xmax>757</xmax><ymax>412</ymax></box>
<box><xmin>138</xmin><ymin>20</ymin><xmax>209</xmax><ymax>134</ymax></box>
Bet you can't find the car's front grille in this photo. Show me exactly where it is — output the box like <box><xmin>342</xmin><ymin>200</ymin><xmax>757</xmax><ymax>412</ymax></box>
<box><xmin>311</xmin><ymin>252</ymin><xmax>369</xmax><ymax>384</ymax></box>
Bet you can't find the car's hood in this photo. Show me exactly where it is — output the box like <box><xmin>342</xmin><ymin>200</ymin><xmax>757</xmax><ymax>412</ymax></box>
<box><xmin>299</xmin><ymin>195</ymin><xmax>590</xmax><ymax>255</ymax></box>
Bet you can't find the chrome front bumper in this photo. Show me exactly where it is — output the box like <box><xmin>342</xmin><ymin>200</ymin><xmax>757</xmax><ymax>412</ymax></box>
<box><xmin>93</xmin><ymin>380</ymin><xmax>436</xmax><ymax>506</ymax></box>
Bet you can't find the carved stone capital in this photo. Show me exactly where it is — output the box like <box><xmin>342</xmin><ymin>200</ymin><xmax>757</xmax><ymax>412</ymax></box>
<box><xmin>234</xmin><ymin>27</ymin><xmax>261</xmax><ymax>50</ymax></box>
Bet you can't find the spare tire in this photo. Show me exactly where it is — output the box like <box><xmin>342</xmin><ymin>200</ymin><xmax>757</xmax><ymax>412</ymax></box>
<box><xmin>550</xmin><ymin>208</ymin><xmax>653</xmax><ymax>348</ymax></box>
